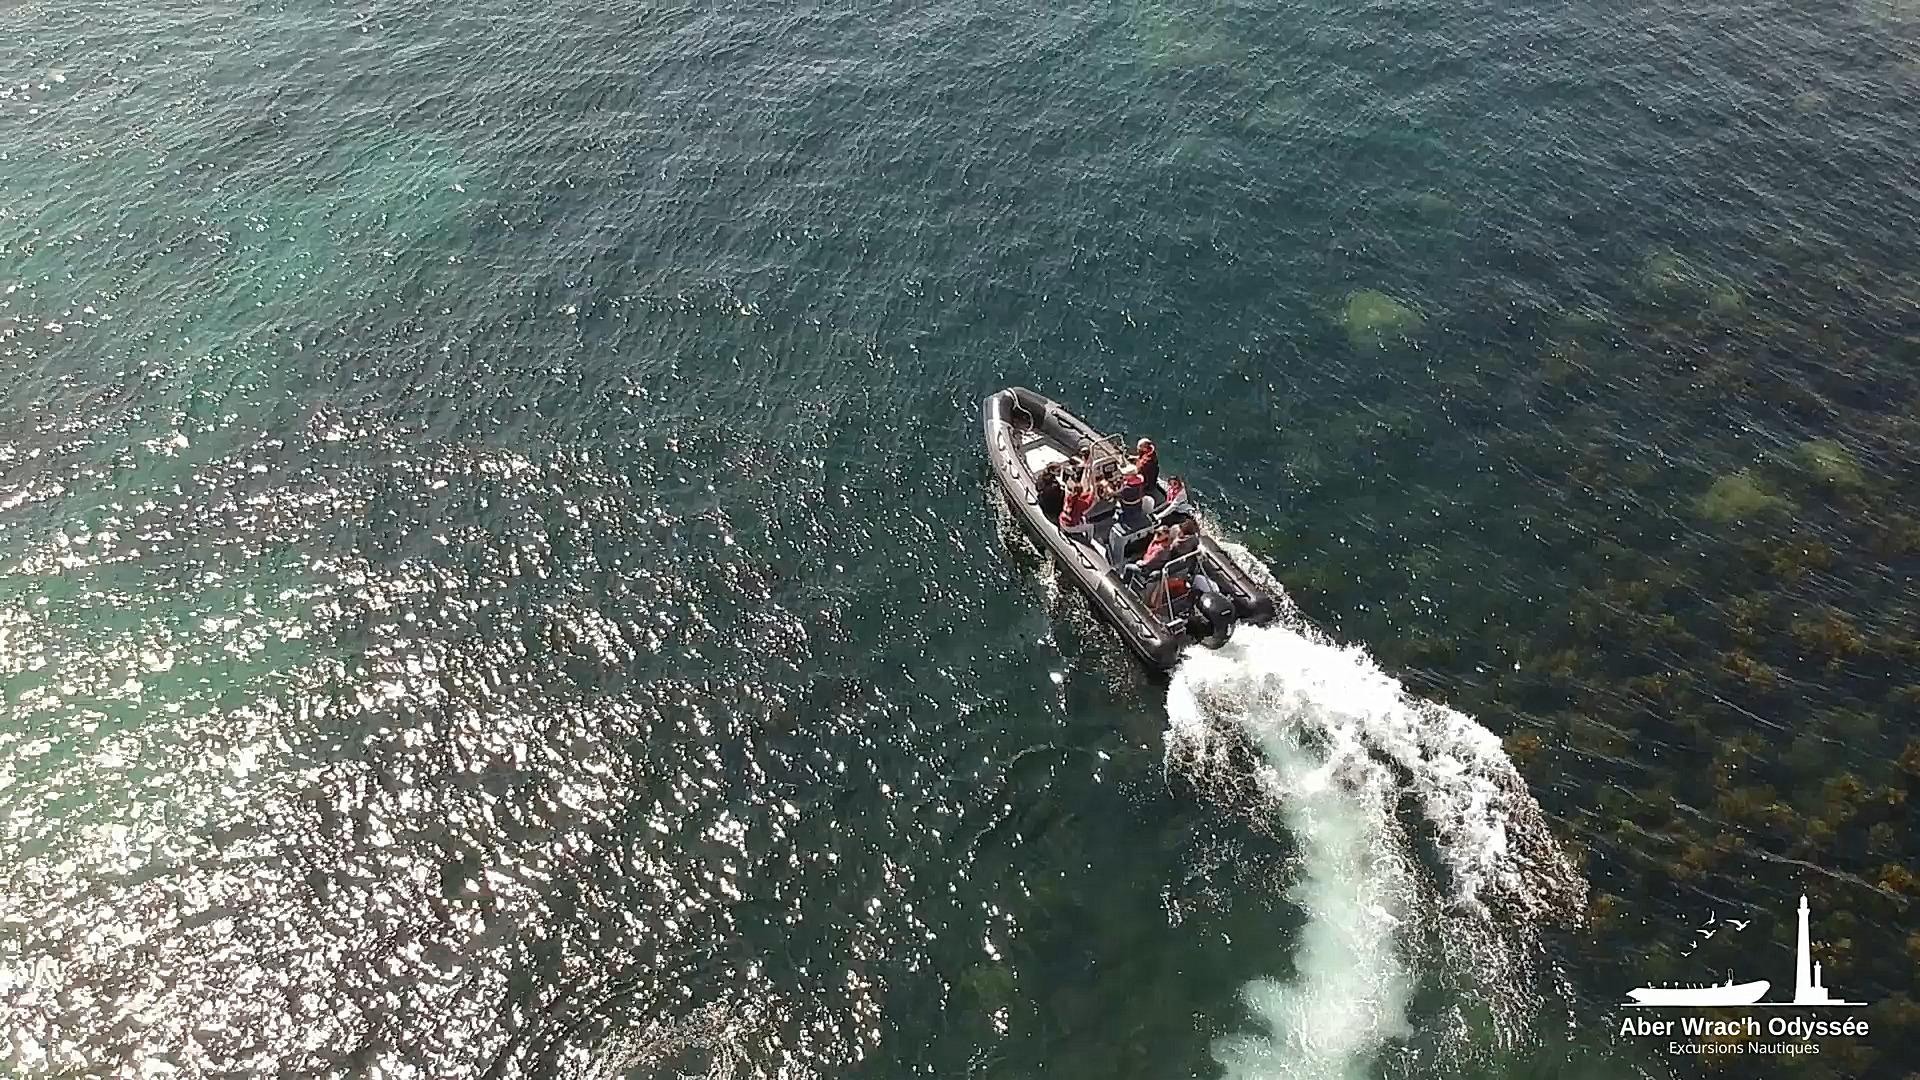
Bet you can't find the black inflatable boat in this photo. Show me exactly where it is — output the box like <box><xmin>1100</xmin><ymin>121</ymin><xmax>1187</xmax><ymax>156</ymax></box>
<box><xmin>983</xmin><ymin>386</ymin><xmax>1279</xmax><ymax>670</ymax></box>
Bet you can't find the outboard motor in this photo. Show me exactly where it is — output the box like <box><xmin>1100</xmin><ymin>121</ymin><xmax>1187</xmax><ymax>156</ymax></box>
<box><xmin>1189</xmin><ymin>590</ymin><xmax>1238</xmax><ymax>648</ymax></box>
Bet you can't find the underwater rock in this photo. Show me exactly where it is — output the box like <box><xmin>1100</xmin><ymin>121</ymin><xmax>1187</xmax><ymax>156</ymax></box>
<box><xmin>1636</xmin><ymin>251</ymin><xmax>1746</xmax><ymax>316</ymax></box>
<box><xmin>1790</xmin><ymin>607</ymin><xmax>1867</xmax><ymax>665</ymax></box>
<box><xmin>1404</xmin><ymin>631</ymin><xmax>1460</xmax><ymax>665</ymax></box>
<box><xmin>1538</xmin><ymin>342</ymin><xmax>1592</xmax><ymax>387</ymax></box>
<box><xmin>1720</xmin><ymin>650</ymin><xmax>1782</xmax><ymax>690</ymax></box>
<box><xmin>1137</xmin><ymin>11</ymin><xmax>1242</xmax><ymax>68</ymax></box>
<box><xmin>1387</xmin><ymin>190</ymin><xmax>1456</xmax><ymax>221</ymax></box>
<box><xmin>1241</xmin><ymin>526</ymin><xmax>1292</xmax><ymax>561</ymax></box>
<box><xmin>1696</xmin><ymin>469</ymin><xmax>1794</xmax><ymax>522</ymax></box>
<box><xmin>1878</xmin><ymin>862</ymin><xmax>1920</xmax><ymax>898</ymax></box>
<box><xmin>1340</xmin><ymin>289</ymin><xmax>1425</xmax><ymax>350</ymax></box>
<box><xmin>1861</xmin><ymin>0</ymin><xmax>1920</xmax><ymax>32</ymax></box>
<box><xmin>958</xmin><ymin>962</ymin><xmax>1017</xmax><ymax>1007</ymax></box>
<box><xmin>1706</xmin><ymin>282</ymin><xmax>1746</xmax><ymax>315</ymax></box>
<box><xmin>1548</xmin><ymin>307</ymin><xmax>1611</xmax><ymax>341</ymax></box>
<box><xmin>1587</xmin><ymin>892</ymin><xmax>1620</xmax><ymax>929</ymax></box>
<box><xmin>1824</xmin><ymin>707</ymin><xmax>1881</xmax><ymax>744</ymax></box>
<box><xmin>1241</xmin><ymin>92</ymin><xmax>1303</xmax><ymax>132</ymax></box>
<box><xmin>1793</xmin><ymin>438</ymin><xmax>1866</xmax><ymax>487</ymax></box>
<box><xmin>1411</xmin><ymin>191</ymin><xmax>1454</xmax><ymax>219</ymax></box>
<box><xmin>1542</xmin><ymin>648</ymin><xmax>1584</xmax><ymax>684</ymax></box>
<box><xmin>1505</xmin><ymin>731</ymin><xmax>1542</xmax><ymax>765</ymax></box>
<box><xmin>1744</xmin><ymin>537</ymin><xmax>1837</xmax><ymax>579</ymax></box>
<box><xmin>1792</xmin><ymin>89</ymin><xmax>1831</xmax><ymax>114</ymax></box>
<box><xmin>1871</xmin><ymin>513</ymin><xmax>1920</xmax><ymax>556</ymax></box>
<box><xmin>1638</xmin><ymin>251</ymin><xmax>1699</xmax><ymax>301</ymax></box>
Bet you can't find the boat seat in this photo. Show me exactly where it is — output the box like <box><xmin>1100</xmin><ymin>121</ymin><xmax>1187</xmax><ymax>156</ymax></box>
<box><xmin>1151</xmin><ymin>551</ymin><xmax>1206</xmax><ymax>586</ymax></box>
<box><xmin>1141</xmin><ymin>577</ymin><xmax>1199</xmax><ymax>621</ymax></box>
<box><xmin>1120</xmin><ymin>530</ymin><xmax>1158</xmax><ymax>562</ymax></box>
<box><xmin>1111</xmin><ymin>507</ymin><xmax>1157</xmax><ymax>544</ymax></box>
<box><xmin>1166</xmin><ymin>587</ymin><xmax>1201</xmax><ymax>620</ymax></box>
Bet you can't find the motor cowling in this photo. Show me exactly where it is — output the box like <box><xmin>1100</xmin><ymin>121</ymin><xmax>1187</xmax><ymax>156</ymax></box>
<box><xmin>1189</xmin><ymin>590</ymin><xmax>1238</xmax><ymax>648</ymax></box>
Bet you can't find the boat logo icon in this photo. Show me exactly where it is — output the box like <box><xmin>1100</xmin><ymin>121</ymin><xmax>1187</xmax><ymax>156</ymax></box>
<box><xmin>1625</xmin><ymin>895</ymin><xmax>1866</xmax><ymax>1007</ymax></box>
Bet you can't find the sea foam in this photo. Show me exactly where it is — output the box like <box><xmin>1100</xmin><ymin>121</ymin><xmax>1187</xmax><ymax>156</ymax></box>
<box><xmin>1166</xmin><ymin>576</ymin><xmax>1584</xmax><ymax>1079</ymax></box>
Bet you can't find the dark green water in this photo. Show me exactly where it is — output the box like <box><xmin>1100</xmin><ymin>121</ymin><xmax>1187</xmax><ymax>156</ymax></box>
<box><xmin>3</xmin><ymin>0</ymin><xmax>1917</xmax><ymax>1077</ymax></box>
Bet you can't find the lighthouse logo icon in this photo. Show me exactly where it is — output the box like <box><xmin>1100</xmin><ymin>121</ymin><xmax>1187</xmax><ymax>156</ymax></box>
<box><xmin>1625</xmin><ymin>895</ymin><xmax>1867</xmax><ymax>1007</ymax></box>
<box><xmin>1785</xmin><ymin>894</ymin><xmax>1858</xmax><ymax>1005</ymax></box>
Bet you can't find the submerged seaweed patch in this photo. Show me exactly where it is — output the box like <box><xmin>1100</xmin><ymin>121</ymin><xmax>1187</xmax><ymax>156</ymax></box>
<box><xmin>1340</xmin><ymin>290</ymin><xmax>1426</xmax><ymax>351</ymax></box>
<box><xmin>1793</xmin><ymin>438</ymin><xmax>1866</xmax><ymax>488</ymax></box>
<box><xmin>1698</xmin><ymin>469</ymin><xmax>1794</xmax><ymax>522</ymax></box>
<box><xmin>1270</xmin><ymin>243</ymin><xmax>1920</xmax><ymax>1078</ymax></box>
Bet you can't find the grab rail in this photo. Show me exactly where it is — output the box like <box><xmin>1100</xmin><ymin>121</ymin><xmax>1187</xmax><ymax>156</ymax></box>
<box><xmin>1144</xmin><ymin>551</ymin><xmax>1210</xmax><ymax>623</ymax></box>
<box><xmin>1153</xmin><ymin>550</ymin><xmax>1204</xmax><ymax>582</ymax></box>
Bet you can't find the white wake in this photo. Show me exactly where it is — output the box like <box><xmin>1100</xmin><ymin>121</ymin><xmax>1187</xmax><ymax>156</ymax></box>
<box><xmin>1166</xmin><ymin>598</ymin><xmax>1584</xmax><ymax>1080</ymax></box>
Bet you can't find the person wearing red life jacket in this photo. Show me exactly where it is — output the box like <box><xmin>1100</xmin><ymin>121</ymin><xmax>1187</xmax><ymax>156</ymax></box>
<box><xmin>1133</xmin><ymin>438</ymin><xmax>1160</xmax><ymax>486</ymax></box>
<box><xmin>1058</xmin><ymin>478</ymin><xmax>1096</xmax><ymax>536</ymax></box>
<box><xmin>1138</xmin><ymin>526</ymin><xmax>1175</xmax><ymax>566</ymax></box>
<box><xmin>1154</xmin><ymin>474</ymin><xmax>1189</xmax><ymax>522</ymax></box>
<box><xmin>1136</xmin><ymin>518</ymin><xmax>1198</xmax><ymax>573</ymax></box>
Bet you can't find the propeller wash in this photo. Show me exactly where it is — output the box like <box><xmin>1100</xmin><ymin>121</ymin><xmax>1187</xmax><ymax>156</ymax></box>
<box><xmin>1165</xmin><ymin>592</ymin><xmax>1587</xmax><ymax>1080</ymax></box>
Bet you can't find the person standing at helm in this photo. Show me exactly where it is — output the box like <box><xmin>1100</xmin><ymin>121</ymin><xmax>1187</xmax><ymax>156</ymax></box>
<box><xmin>1133</xmin><ymin>438</ymin><xmax>1160</xmax><ymax>486</ymax></box>
<box><xmin>1106</xmin><ymin>468</ymin><xmax>1153</xmax><ymax>567</ymax></box>
<box><xmin>1114</xmin><ymin>469</ymin><xmax>1152</xmax><ymax>534</ymax></box>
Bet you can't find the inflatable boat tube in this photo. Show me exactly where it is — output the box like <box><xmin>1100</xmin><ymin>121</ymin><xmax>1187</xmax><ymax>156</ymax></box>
<box><xmin>983</xmin><ymin>386</ymin><xmax>1279</xmax><ymax>670</ymax></box>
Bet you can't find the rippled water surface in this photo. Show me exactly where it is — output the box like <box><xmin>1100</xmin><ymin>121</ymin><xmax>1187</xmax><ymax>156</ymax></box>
<box><xmin>3</xmin><ymin>0</ymin><xmax>1917</xmax><ymax>1077</ymax></box>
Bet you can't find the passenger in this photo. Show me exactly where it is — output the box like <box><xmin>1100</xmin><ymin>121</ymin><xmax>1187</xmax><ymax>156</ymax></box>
<box><xmin>1035</xmin><ymin>463</ymin><xmax>1066</xmax><ymax>524</ymax></box>
<box><xmin>1153</xmin><ymin>474</ymin><xmax>1190</xmax><ymax>522</ymax></box>
<box><xmin>1134</xmin><ymin>438</ymin><xmax>1160</xmax><ymax>486</ymax></box>
<box><xmin>1058</xmin><ymin>478</ymin><xmax>1096</xmax><ymax>536</ymax></box>
<box><xmin>1134</xmin><ymin>519</ymin><xmax>1199</xmax><ymax>577</ymax></box>
<box><xmin>1124</xmin><ymin>526</ymin><xmax>1174</xmax><ymax>582</ymax></box>
<box><xmin>1138</xmin><ymin>526</ymin><xmax>1175</xmax><ymax>566</ymax></box>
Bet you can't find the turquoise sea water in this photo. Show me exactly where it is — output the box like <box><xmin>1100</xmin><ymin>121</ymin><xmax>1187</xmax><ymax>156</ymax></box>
<box><xmin>3</xmin><ymin>0</ymin><xmax>1918</xmax><ymax>1077</ymax></box>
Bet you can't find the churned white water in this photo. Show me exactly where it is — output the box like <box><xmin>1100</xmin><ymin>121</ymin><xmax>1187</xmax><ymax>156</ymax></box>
<box><xmin>1166</xmin><ymin>600</ymin><xmax>1585</xmax><ymax>1080</ymax></box>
